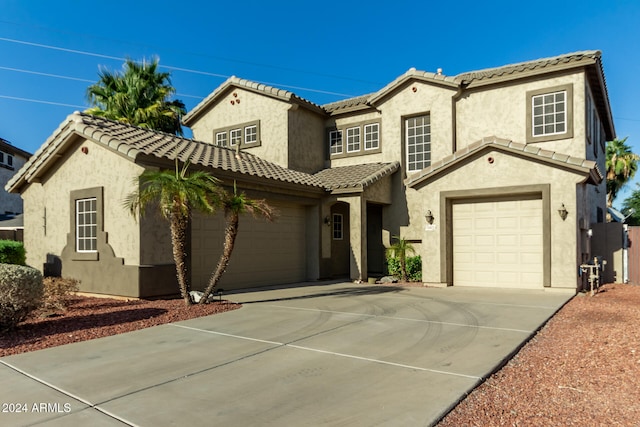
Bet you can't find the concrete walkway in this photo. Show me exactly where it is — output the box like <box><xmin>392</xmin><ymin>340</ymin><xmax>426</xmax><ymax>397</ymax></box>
<box><xmin>0</xmin><ymin>282</ymin><xmax>573</xmax><ymax>426</ymax></box>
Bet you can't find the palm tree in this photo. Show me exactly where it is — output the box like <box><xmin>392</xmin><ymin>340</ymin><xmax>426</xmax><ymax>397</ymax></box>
<box><xmin>86</xmin><ymin>58</ymin><xmax>186</xmax><ymax>135</ymax></box>
<box><xmin>125</xmin><ymin>160</ymin><xmax>221</xmax><ymax>305</ymax></box>
<box><xmin>386</xmin><ymin>236</ymin><xmax>415</xmax><ymax>282</ymax></box>
<box><xmin>199</xmin><ymin>183</ymin><xmax>275</xmax><ymax>304</ymax></box>
<box><xmin>606</xmin><ymin>137</ymin><xmax>639</xmax><ymax>208</ymax></box>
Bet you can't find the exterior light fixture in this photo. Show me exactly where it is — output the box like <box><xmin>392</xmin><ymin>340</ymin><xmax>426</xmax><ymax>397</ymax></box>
<box><xmin>425</xmin><ymin>210</ymin><xmax>435</xmax><ymax>225</ymax></box>
<box><xmin>324</xmin><ymin>215</ymin><xmax>331</xmax><ymax>226</ymax></box>
<box><xmin>558</xmin><ymin>203</ymin><xmax>568</xmax><ymax>221</ymax></box>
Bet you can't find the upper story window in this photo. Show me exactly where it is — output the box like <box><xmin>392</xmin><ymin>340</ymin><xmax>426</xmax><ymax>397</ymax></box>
<box><xmin>328</xmin><ymin>120</ymin><xmax>381</xmax><ymax>158</ymax></box>
<box><xmin>213</xmin><ymin>120</ymin><xmax>261</xmax><ymax>149</ymax></box>
<box><xmin>215</xmin><ymin>132</ymin><xmax>227</xmax><ymax>147</ymax></box>
<box><xmin>526</xmin><ymin>84</ymin><xmax>573</xmax><ymax>143</ymax></box>
<box><xmin>0</xmin><ymin>151</ymin><xmax>14</xmax><ymax>169</ymax></box>
<box><xmin>406</xmin><ymin>114</ymin><xmax>431</xmax><ymax>172</ymax></box>
<box><xmin>346</xmin><ymin>127</ymin><xmax>361</xmax><ymax>153</ymax></box>
<box><xmin>364</xmin><ymin>123</ymin><xmax>380</xmax><ymax>150</ymax></box>
<box><xmin>330</xmin><ymin>130</ymin><xmax>343</xmax><ymax>155</ymax></box>
<box><xmin>586</xmin><ymin>89</ymin><xmax>604</xmax><ymax>157</ymax></box>
<box><xmin>532</xmin><ymin>91</ymin><xmax>566</xmax><ymax>136</ymax></box>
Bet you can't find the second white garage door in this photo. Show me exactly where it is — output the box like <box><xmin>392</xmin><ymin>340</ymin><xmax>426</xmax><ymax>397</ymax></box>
<box><xmin>452</xmin><ymin>197</ymin><xmax>543</xmax><ymax>289</ymax></box>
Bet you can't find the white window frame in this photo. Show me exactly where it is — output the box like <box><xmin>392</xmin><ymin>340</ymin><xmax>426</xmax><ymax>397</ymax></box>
<box><xmin>332</xmin><ymin>213</ymin><xmax>343</xmax><ymax>240</ymax></box>
<box><xmin>531</xmin><ymin>90</ymin><xmax>567</xmax><ymax>137</ymax></box>
<box><xmin>215</xmin><ymin>132</ymin><xmax>227</xmax><ymax>147</ymax></box>
<box><xmin>364</xmin><ymin>123</ymin><xmax>379</xmax><ymax>150</ymax></box>
<box><xmin>230</xmin><ymin>128</ymin><xmax>242</xmax><ymax>146</ymax></box>
<box><xmin>329</xmin><ymin>130</ymin><xmax>343</xmax><ymax>155</ymax></box>
<box><xmin>346</xmin><ymin>127</ymin><xmax>361</xmax><ymax>153</ymax></box>
<box><xmin>76</xmin><ymin>198</ymin><xmax>97</xmax><ymax>253</ymax></box>
<box><xmin>405</xmin><ymin>114</ymin><xmax>431</xmax><ymax>172</ymax></box>
<box><xmin>245</xmin><ymin>125</ymin><xmax>257</xmax><ymax>144</ymax></box>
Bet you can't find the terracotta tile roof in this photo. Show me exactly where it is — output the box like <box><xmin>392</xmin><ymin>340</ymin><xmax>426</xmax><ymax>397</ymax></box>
<box><xmin>7</xmin><ymin>113</ymin><xmax>399</xmax><ymax>194</ymax></box>
<box><xmin>313</xmin><ymin>162</ymin><xmax>400</xmax><ymax>191</ymax></box>
<box><xmin>183</xmin><ymin>76</ymin><xmax>325</xmax><ymax>125</ymax></box>
<box><xmin>7</xmin><ymin>112</ymin><xmax>326</xmax><ymax>192</ymax></box>
<box><xmin>455</xmin><ymin>50</ymin><xmax>602</xmax><ymax>84</ymax></box>
<box><xmin>405</xmin><ymin>136</ymin><xmax>603</xmax><ymax>188</ymax></box>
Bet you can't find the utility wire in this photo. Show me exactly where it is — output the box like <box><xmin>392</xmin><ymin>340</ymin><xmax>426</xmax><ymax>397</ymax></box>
<box><xmin>0</xmin><ymin>37</ymin><xmax>356</xmax><ymax>98</ymax></box>
<box><xmin>0</xmin><ymin>94</ymin><xmax>85</xmax><ymax>109</ymax></box>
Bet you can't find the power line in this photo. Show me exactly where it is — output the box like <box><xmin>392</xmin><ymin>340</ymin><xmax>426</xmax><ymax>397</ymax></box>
<box><xmin>0</xmin><ymin>94</ymin><xmax>85</xmax><ymax>109</ymax></box>
<box><xmin>0</xmin><ymin>37</ymin><xmax>356</xmax><ymax>98</ymax></box>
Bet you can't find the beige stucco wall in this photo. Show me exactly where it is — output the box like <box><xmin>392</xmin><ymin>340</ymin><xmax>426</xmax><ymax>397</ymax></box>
<box><xmin>0</xmin><ymin>154</ymin><xmax>28</xmax><ymax>214</ymax></box>
<box><xmin>414</xmin><ymin>149</ymin><xmax>591</xmax><ymax>289</ymax></box>
<box><xmin>22</xmin><ymin>137</ymin><xmax>144</xmax><ymax>271</ymax></box>
<box><xmin>456</xmin><ymin>71</ymin><xmax>587</xmax><ymax>157</ymax></box>
<box><xmin>188</xmin><ymin>88</ymin><xmax>293</xmax><ymax>169</ymax></box>
<box><xmin>288</xmin><ymin>106</ymin><xmax>326</xmax><ymax>173</ymax></box>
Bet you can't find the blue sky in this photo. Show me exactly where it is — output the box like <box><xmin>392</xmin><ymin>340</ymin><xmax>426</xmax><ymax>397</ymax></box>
<box><xmin>1</xmin><ymin>0</ymin><xmax>639</xmax><ymax>207</ymax></box>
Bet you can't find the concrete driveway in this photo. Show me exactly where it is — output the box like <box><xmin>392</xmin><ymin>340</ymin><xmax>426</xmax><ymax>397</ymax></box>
<box><xmin>0</xmin><ymin>282</ymin><xmax>573</xmax><ymax>426</ymax></box>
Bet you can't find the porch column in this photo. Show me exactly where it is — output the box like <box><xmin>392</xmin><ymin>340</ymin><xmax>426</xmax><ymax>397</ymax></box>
<box><xmin>341</xmin><ymin>195</ymin><xmax>367</xmax><ymax>281</ymax></box>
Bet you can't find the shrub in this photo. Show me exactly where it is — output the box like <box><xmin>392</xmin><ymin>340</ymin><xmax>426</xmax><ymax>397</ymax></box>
<box><xmin>0</xmin><ymin>240</ymin><xmax>26</xmax><ymax>265</ymax></box>
<box><xmin>42</xmin><ymin>277</ymin><xmax>80</xmax><ymax>310</ymax></box>
<box><xmin>386</xmin><ymin>255</ymin><xmax>422</xmax><ymax>282</ymax></box>
<box><xmin>0</xmin><ymin>264</ymin><xmax>43</xmax><ymax>332</ymax></box>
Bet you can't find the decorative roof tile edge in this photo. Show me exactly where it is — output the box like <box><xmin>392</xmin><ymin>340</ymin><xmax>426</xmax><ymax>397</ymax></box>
<box><xmin>405</xmin><ymin>136</ymin><xmax>602</xmax><ymax>188</ymax></box>
<box><xmin>183</xmin><ymin>76</ymin><xmax>325</xmax><ymax>125</ymax></box>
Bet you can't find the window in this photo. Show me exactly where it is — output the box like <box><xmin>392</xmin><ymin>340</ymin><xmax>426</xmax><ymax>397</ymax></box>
<box><xmin>215</xmin><ymin>132</ymin><xmax>227</xmax><ymax>147</ymax></box>
<box><xmin>405</xmin><ymin>114</ymin><xmax>431</xmax><ymax>172</ymax></box>
<box><xmin>532</xmin><ymin>91</ymin><xmax>566</xmax><ymax>136</ymax></box>
<box><xmin>0</xmin><ymin>151</ymin><xmax>12</xmax><ymax>168</ymax></box>
<box><xmin>328</xmin><ymin>121</ymin><xmax>381</xmax><ymax>157</ymax></box>
<box><xmin>330</xmin><ymin>130</ymin><xmax>343</xmax><ymax>155</ymax></box>
<box><xmin>526</xmin><ymin>84</ymin><xmax>573</xmax><ymax>143</ymax></box>
<box><xmin>76</xmin><ymin>198</ymin><xmax>97</xmax><ymax>252</ymax></box>
<box><xmin>230</xmin><ymin>129</ymin><xmax>241</xmax><ymax>146</ymax></box>
<box><xmin>213</xmin><ymin>120</ymin><xmax>261</xmax><ymax>149</ymax></box>
<box><xmin>364</xmin><ymin>123</ymin><xmax>379</xmax><ymax>150</ymax></box>
<box><xmin>332</xmin><ymin>213</ymin><xmax>343</xmax><ymax>240</ymax></box>
<box><xmin>245</xmin><ymin>125</ymin><xmax>257</xmax><ymax>144</ymax></box>
<box><xmin>346</xmin><ymin>127</ymin><xmax>361</xmax><ymax>153</ymax></box>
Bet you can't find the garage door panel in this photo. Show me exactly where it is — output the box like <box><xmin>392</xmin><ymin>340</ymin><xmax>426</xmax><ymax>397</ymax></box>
<box><xmin>453</xmin><ymin>198</ymin><xmax>543</xmax><ymax>289</ymax></box>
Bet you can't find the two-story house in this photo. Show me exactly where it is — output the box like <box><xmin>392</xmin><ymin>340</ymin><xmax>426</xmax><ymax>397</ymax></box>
<box><xmin>6</xmin><ymin>51</ymin><xmax>612</xmax><ymax>297</ymax></box>
<box><xmin>0</xmin><ymin>137</ymin><xmax>31</xmax><ymax>219</ymax></box>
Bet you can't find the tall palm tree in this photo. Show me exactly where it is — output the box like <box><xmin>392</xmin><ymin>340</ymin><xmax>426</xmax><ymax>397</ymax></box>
<box><xmin>199</xmin><ymin>183</ymin><xmax>275</xmax><ymax>304</ymax></box>
<box><xmin>606</xmin><ymin>137</ymin><xmax>639</xmax><ymax>207</ymax></box>
<box><xmin>86</xmin><ymin>58</ymin><xmax>186</xmax><ymax>135</ymax></box>
<box><xmin>386</xmin><ymin>236</ymin><xmax>415</xmax><ymax>282</ymax></box>
<box><xmin>125</xmin><ymin>161</ymin><xmax>221</xmax><ymax>305</ymax></box>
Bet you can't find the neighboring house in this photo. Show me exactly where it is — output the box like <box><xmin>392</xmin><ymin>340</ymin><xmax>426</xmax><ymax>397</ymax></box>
<box><xmin>0</xmin><ymin>137</ymin><xmax>31</xmax><ymax>217</ymax></box>
<box><xmin>6</xmin><ymin>51</ymin><xmax>613</xmax><ymax>297</ymax></box>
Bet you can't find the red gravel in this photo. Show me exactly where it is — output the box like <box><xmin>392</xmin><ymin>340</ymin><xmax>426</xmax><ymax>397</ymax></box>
<box><xmin>437</xmin><ymin>283</ymin><xmax>640</xmax><ymax>426</ymax></box>
<box><xmin>0</xmin><ymin>296</ymin><xmax>241</xmax><ymax>357</ymax></box>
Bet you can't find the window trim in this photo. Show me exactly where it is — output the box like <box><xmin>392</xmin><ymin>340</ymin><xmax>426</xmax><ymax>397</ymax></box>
<box><xmin>69</xmin><ymin>187</ymin><xmax>103</xmax><ymax>261</ymax></box>
<box><xmin>526</xmin><ymin>84</ymin><xmax>573</xmax><ymax>143</ymax></box>
<box><xmin>212</xmin><ymin>120</ymin><xmax>261</xmax><ymax>149</ymax></box>
<box><xmin>364</xmin><ymin>123</ymin><xmax>380</xmax><ymax>151</ymax></box>
<box><xmin>328</xmin><ymin>120</ymin><xmax>381</xmax><ymax>158</ymax></box>
<box><xmin>404</xmin><ymin>113</ymin><xmax>431</xmax><ymax>172</ymax></box>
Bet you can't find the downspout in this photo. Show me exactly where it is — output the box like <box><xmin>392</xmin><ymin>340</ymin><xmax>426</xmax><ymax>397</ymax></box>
<box><xmin>451</xmin><ymin>83</ymin><xmax>466</xmax><ymax>153</ymax></box>
<box><xmin>623</xmin><ymin>223</ymin><xmax>629</xmax><ymax>283</ymax></box>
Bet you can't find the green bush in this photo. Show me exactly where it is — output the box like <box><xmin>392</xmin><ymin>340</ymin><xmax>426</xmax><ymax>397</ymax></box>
<box><xmin>42</xmin><ymin>277</ymin><xmax>80</xmax><ymax>310</ymax></box>
<box><xmin>0</xmin><ymin>264</ymin><xmax>43</xmax><ymax>332</ymax></box>
<box><xmin>386</xmin><ymin>255</ymin><xmax>422</xmax><ymax>281</ymax></box>
<box><xmin>0</xmin><ymin>240</ymin><xmax>26</xmax><ymax>265</ymax></box>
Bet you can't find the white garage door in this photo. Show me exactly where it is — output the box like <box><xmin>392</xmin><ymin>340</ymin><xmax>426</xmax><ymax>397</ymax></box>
<box><xmin>452</xmin><ymin>198</ymin><xmax>543</xmax><ymax>288</ymax></box>
<box><xmin>191</xmin><ymin>202</ymin><xmax>307</xmax><ymax>291</ymax></box>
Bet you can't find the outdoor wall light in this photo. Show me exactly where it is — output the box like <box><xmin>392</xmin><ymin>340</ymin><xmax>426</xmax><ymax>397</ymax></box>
<box><xmin>558</xmin><ymin>203</ymin><xmax>569</xmax><ymax>221</ymax></box>
<box><xmin>324</xmin><ymin>215</ymin><xmax>332</xmax><ymax>226</ymax></box>
<box><xmin>425</xmin><ymin>210</ymin><xmax>435</xmax><ymax>225</ymax></box>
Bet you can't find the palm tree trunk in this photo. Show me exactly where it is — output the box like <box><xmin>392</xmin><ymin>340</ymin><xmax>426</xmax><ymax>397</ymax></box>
<box><xmin>170</xmin><ymin>215</ymin><xmax>192</xmax><ymax>305</ymax></box>
<box><xmin>200</xmin><ymin>210</ymin><xmax>239</xmax><ymax>303</ymax></box>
